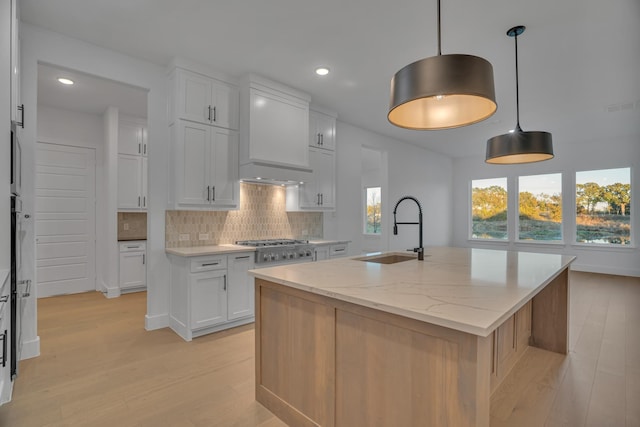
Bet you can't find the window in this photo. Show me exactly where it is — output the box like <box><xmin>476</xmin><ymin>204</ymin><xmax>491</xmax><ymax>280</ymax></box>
<box><xmin>365</xmin><ymin>187</ymin><xmax>381</xmax><ymax>234</ymax></box>
<box><xmin>518</xmin><ymin>173</ymin><xmax>562</xmax><ymax>241</ymax></box>
<box><xmin>576</xmin><ymin>168</ymin><xmax>631</xmax><ymax>245</ymax></box>
<box><xmin>471</xmin><ymin>178</ymin><xmax>508</xmax><ymax>240</ymax></box>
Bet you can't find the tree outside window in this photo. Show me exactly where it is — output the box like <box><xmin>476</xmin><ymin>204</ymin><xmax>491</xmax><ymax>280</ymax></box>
<box><xmin>518</xmin><ymin>173</ymin><xmax>562</xmax><ymax>241</ymax></box>
<box><xmin>471</xmin><ymin>178</ymin><xmax>508</xmax><ymax>240</ymax></box>
<box><xmin>365</xmin><ymin>187</ymin><xmax>381</xmax><ymax>235</ymax></box>
<box><xmin>576</xmin><ymin>168</ymin><xmax>631</xmax><ymax>245</ymax></box>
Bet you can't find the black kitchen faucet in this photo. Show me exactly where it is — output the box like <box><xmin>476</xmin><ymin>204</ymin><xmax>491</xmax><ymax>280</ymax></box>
<box><xmin>392</xmin><ymin>196</ymin><xmax>424</xmax><ymax>260</ymax></box>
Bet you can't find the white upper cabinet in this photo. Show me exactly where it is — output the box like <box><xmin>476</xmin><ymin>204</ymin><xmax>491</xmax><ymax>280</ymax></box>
<box><xmin>240</xmin><ymin>75</ymin><xmax>311</xmax><ymax>174</ymax></box>
<box><xmin>118</xmin><ymin>154</ymin><xmax>147</xmax><ymax>210</ymax></box>
<box><xmin>173</xmin><ymin>68</ymin><xmax>239</xmax><ymax>130</ymax></box>
<box><xmin>118</xmin><ymin>118</ymin><xmax>147</xmax><ymax>156</ymax></box>
<box><xmin>118</xmin><ymin>116</ymin><xmax>148</xmax><ymax>211</ymax></box>
<box><xmin>173</xmin><ymin>120</ymin><xmax>238</xmax><ymax>209</ymax></box>
<box><xmin>309</xmin><ymin>109</ymin><xmax>336</xmax><ymax>151</ymax></box>
<box><xmin>287</xmin><ymin>147</ymin><xmax>336</xmax><ymax>211</ymax></box>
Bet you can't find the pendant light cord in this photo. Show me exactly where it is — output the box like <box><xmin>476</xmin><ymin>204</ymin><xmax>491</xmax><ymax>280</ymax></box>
<box><xmin>437</xmin><ymin>0</ymin><xmax>442</xmax><ymax>56</ymax></box>
<box><xmin>514</xmin><ymin>31</ymin><xmax>522</xmax><ymax>132</ymax></box>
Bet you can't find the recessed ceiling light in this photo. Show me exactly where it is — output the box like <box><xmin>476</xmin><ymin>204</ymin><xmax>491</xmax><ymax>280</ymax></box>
<box><xmin>315</xmin><ymin>67</ymin><xmax>330</xmax><ymax>76</ymax></box>
<box><xmin>57</xmin><ymin>77</ymin><xmax>74</xmax><ymax>85</ymax></box>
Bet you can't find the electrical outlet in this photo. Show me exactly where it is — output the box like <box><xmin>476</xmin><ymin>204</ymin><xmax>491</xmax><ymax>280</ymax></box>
<box><xmin>179</xmin><ymin>234</ymin><xmax>190</xmax><ymax>241</ymax></box>
<box><xmin>123</xmin><ymin>223</ymin><xmax>129</xmax><ymax>231</ymax></box>
<box><xmin>199</xmin><ymin>233</ymin><xmax>209</xmax><ymax>241</ymax></box>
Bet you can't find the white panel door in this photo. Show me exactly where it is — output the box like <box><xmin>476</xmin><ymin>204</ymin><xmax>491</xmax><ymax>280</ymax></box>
<box><xmin>190</xmin><ymin>270</ymin><xmax>227</xmax><ymax>330</ymax></box>
<box><xmin>117</xmin><ymin>154</ymin><xmax>142</xmax><ymax>209</ymax></box>
<box><xmin>227</xmin><ymin>253</ymin><xmax>254</xmax><ymax>321</ymax></box>
<box><xmin>210</xmin><ymin>128</ymin><xmax>238</xmax><ymax>207</ymax></box>
<box><xmin>36</xmin><ymin>143</ymin><xmax>96</xmax><ymax>297</ymax></box>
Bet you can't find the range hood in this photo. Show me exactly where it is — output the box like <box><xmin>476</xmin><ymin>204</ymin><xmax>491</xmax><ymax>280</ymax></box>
<box><xmin>239</xmin><ymin>74</ymin><xmax>313</xmax><ymax>187</ymax></box>
<box><xmin>239</xmin><ymin>161</ymin><xmax>312</xmax><ymax>186</ymax></box>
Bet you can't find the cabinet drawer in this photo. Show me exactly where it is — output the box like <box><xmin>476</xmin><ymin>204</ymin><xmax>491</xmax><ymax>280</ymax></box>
<box><xmin>119</xmin><ymin>242</ymin><xmax>146</xmax><ymax>252</ymax></box>
<box><xmin>330</xmin><ymin>244</ymin><xmax>348</xmax><ymax>257</ymax></box>
<box><xmin>190</xmin><ymin>255</ymin><xmax>227</xmax><ymax>273</ymax></box>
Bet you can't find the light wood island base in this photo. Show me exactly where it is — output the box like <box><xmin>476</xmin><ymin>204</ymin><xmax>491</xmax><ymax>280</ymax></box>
<box><xmin>255</xmin><ymin>268</ymin><xmax>569</xmax><ymax>427</ymax></box>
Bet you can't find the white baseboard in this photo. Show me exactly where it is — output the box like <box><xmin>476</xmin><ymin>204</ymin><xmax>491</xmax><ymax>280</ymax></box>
<box><xmin>104</xmin><ymin>286</ymin><xmax>121</xmax><ymax>299</ymax></box>
<box><xmin>20</xmin><ymin>336</ymin><xmax>41</xmax><ymax>360</ymax></box>
<box><xmin>145</xmin><ymin>313</ymin><xmax>169</xmax><ymax>331</ymax></box>
<box><xmin>571</xmin><ymin>262</ymin><xmax>640</xmax><ymax>278</ymax></box>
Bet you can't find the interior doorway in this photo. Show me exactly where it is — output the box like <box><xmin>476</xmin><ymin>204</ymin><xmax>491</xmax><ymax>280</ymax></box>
<box><xmin>36</xmin><ymin>62</ymin><xmax>148</xmax><ymax>298</ymax></box>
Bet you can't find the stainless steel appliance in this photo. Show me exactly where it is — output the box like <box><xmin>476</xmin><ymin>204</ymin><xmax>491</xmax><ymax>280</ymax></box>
<box><xmin>236</xmin><ymin>239</ymin><xmax>314</xmax><ymax>266</ymax></box>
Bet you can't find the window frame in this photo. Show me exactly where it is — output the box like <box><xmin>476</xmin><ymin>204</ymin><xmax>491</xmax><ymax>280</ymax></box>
<box><xmin>363</xmin><ymin>186</ymin><xmax>382</xmax><ymax>236</ymax></box>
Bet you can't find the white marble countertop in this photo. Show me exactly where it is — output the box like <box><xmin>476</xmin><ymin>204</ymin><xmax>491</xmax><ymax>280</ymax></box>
<box><xmin>308</xmin><ymin>239</ymin><xmax>350</xmax><ymax>246</ymax></box>
<box><xmin>249</xmin><ymin>247</ymin><xmax>575</xmax><ymax>337</ymax></box>
<box><xmin>166</xmin><ymin>244</ymin><xmax>256</xmax><ymax>257</ymax></box>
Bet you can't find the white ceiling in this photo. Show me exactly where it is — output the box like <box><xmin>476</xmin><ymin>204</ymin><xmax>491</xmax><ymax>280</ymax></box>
<box><xmin>22</xmin><ymin>0</ymin><xmax>640</xmax><ymax>158</ymax></box>
<box><xmin>38</xmin><ymin>63</ymin><xmax>148</xmax><ymax>118</ymax></box>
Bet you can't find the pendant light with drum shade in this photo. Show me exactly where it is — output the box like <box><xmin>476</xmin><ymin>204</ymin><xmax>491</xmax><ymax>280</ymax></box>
<box><xmin>486</xmin><ymin>26</ymin><xmax>553</xmax><ymax>164</ymax></box>
<box><xmin>388</xmin><ymin>0</ymin><xmax>497</xmax><ymax>130</ymax></box>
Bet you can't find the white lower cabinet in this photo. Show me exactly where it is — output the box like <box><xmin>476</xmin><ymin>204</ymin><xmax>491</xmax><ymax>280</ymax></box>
<box><xmin>169</xmin><ymin>251</ymin><xmax>255</xmax><ymax>341</ymax></box>
<box><xmin>119</xmin><ymin>242</ymin><xmax>146</xmax><ymax>292</ymax></box>
<box><xmin>313</xmin><ymin>242</ymin><xmax>349</xmax><ymax>261</ymax></box>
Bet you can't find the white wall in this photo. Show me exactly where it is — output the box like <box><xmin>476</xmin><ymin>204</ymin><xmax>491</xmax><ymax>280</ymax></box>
<box><xmin>452</xmin><ymin>134</ymin><xmax>640</xmax><ymax>277</ymax></box>
<box><xmin>20</xmin><ymin>23</ymin><xmax>172</xmax><ymax>359</ymax></box>
<box><xmin>324</xmin><ymin>121</ymin><xmax>453</xmax><ymax>254</ymax></box>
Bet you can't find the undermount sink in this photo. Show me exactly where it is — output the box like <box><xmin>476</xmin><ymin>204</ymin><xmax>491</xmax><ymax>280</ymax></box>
<box><xmin>356</xmin><ymin>253</ymin><xmax>416</xmax><ymax>264</ymax></box>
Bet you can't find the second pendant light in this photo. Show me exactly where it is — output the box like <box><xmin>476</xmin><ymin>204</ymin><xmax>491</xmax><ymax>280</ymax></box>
<box><xmin>485</xmin><ymin>25</ymin><xmax>554</xmax><ymax>164</ymax></box>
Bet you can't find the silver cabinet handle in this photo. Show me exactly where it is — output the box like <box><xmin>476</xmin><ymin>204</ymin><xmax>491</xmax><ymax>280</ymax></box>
<box><xmin>201</xmin><ymin>262</ymin><xmax>219</xmax><ymax>267</ymax></box>
<box><xmin>320</xmin><ymin>134</ymin><xmax>324</xmax><ymax>145</ymax></box>
<box><xmin>142</xmin><ymin>254</ymin><xmax>145</xmax><ymax>265</ymax></box>
<box><xmin>213</xmin><ymin>106</ymin><xmax>217</xmax><ymax>122</ymax></box>
<box><xmin>317</xmin><ymin>133</ymin><xmax>321</xmax><ymax>145</ymax></box>
<box><xmin>0</xmin><ymin>296</ymin><xmax>8</xmax><ymax>303</ymax></box>
<box><xmin>138</xmin><ymin>143</ymin><xmax>141</xmax><ymax>154</ymax></box>
<box><xmin>206</xmin><ymin>186</ymin><xmax>210</xmax><ymax>201</ymax></box>
<box><xmin>143</xmin><ymin>196</ymin><xmax>146</xmax><ymax>207</ymax></box>
<box><xmin>144</xmin><ymin>144</ymin><xmax>147</xmax><ymax>155</ymax></box>
<box><xmin>138</xmin><ymin>196</ymin><xmax>141</xmax><ymax>207</ymax></box>
<box><xmin>223</xmin><ymin>275</ymin><xmax>227</xmax><ymax>291</ymax></box>
<box><xmin>212</xmin><ymin>186</ymin><xmax>215</xmax><ymax>201</ymax></box>
<box><xmin>126</xmin><ymin>245</ymin><xmax>140</xmax><ymax>249</ymax></box>
<box><xmin>320</xmin><ymin>193</ymin><xmax>323</xmax><ymax>205</ymax></box>
<box><xmin>208</xmin><ymin>105</ymin><xmax>212</xmax><ymax>121</ymax></box>
<box><xmin>235</xmin><ymin>255</ymin><xmax>250</xmax><ymax>260</ymax></box>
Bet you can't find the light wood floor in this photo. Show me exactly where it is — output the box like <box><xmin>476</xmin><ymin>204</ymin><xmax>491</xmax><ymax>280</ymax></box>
<box><xmin>0</xmin><ymin>271</ymin><xmax>638</xmax><ymax>426</ymax></box>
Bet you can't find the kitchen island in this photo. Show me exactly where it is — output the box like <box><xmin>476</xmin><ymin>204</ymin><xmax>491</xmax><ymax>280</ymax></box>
<box><xmin>249</xmin><ymin>247</ymin><xmax>575</xmax><ymax>427</ymax></box>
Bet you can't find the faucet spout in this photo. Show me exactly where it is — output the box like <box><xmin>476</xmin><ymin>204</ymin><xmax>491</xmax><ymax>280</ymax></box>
<box><xmin>392</xmin><ymin>196</ymin><xmax>424</xmax><ymax>260</ymax></box>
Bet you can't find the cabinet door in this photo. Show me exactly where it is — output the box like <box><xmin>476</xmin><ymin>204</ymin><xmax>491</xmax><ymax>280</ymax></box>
<box><xmin>315</xmin><ymin>149</ymin><xmax>335</xmax><ymax>208</ymax></box>
<box><xmin>309</xmin><ymin>111</ymin><xmax>336</xmax><ymax>151</ymax></box>
<box><xmin>141</xmin><ymin>157</ymin><xmax>148</xmax><ymax>209</ymax></box>
<box><xmin>191</xmin><ymin>270</ymin><xmax>227</xmax><ymax>330</ymax></box>
<box><xmin>118</xmin><ymin>122</ymin><xmax>143</xmax><ymax>155</ymax></box>
<box><xmin>316</xmin><ymin>113</ymin><xmax>336</xmax><ymax>151</ymax></box>
<box><xmin>118</xmin><ymin>154</ymin><xmax>143</xmax><ymax>209</ymax></box>
<box><xmin>119</xmin><ymin>251</ymin><xmax>146</xmax><ymax>289</ymax></box>
<box><xmin>178</xmin><ymin>70</ymin><xmax>213</xmax><ymax>125</ymax></box>
<box><xmin>212</xmin><ymin>81</ymin><xmax>239</xmax><ymax>130</ymax></box>
<box><xmin>315</xmin><ymin>246</ymin><xmax>330</xmax><ymax>261</ymax></box>
<box><xmin>141</xmin><ymin>127</ymin><xmax>148</xmax><ymax>156</ymax></box>
<box><xmin>177</xmin><ymin>121</ymin><xmax>210</xmax><ymax>206</ymax></box>
<box><xmin>210</xmin><ymin>129</ymin><xmax>239</xmax><ymax>207</ymax></box>
<box><xmin>227</xmin><ymin>253</ymin><xmax>255</xmax><ymax>320</ymax></box>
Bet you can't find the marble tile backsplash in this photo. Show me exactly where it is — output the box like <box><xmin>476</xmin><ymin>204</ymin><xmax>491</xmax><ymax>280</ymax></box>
<box><xmin>165</xmin><ymin>183</ymin><xmax>323</xmax><ymax>247</ymax></box>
